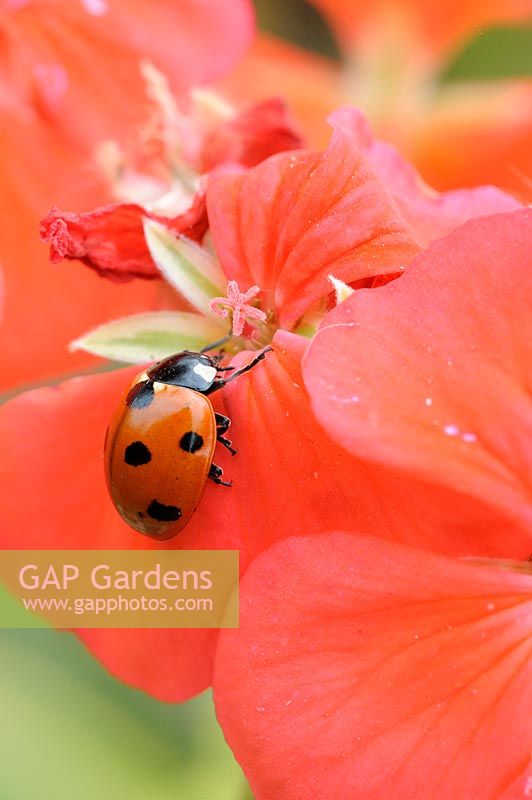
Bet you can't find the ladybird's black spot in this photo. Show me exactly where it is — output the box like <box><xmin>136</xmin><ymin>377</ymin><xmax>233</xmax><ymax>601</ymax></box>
<box><xmin>180</xmin><ymin>431</ymin><xmax>204</xmax><ymax>453</ymax></box>
<box><xmin>124</xmin><ymin>441</ymin><xmax>152</xmax><ymax>466</ymax></box>
<box><xmin>126</xmin><ymin>380</ymin><xmax>154</xmax><ymax>409</ymax></box>
<box><xmin>147</xmin><ymin>500</ymin><xmax>182</xmax><ymax>522</ymax></box>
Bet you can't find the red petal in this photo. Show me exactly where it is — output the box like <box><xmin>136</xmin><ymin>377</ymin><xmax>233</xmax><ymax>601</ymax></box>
<box><xmin>208</xmin><ymin>108</ymin><xmax>519</xmax><ymax>327</ymax></box>
<box><xmin>217</xmin><ymin>33</ymin><xmax>342</xmax><ymax>149</ymax></box>
<box><xmin>200</xmin><ymin>98</ymin><xmax>304</xmax><ymax>172</ymax></box>
<box><xmin>78</xmin><ymin>627</ymin><xmax>217</xmax><ymax>703</ymax></box>
<box><xmin>304</xmin><ymin>209</ymin><xmax>532</xmax><ymax>533</ymax></box>
<box><xmin>209</xmin><ymin>331</ymin><xmax>531</xmax><ymax>560</ymax></box>
<box><xmin>2</xmin><ymin>0</ymin><xmax>254</xmax><ymax>150</ymax></box>
<box><xmin>207</xmin><ymin>114</ymin><xmax>422</xmax><ymax>327</ymax></box>
<box><xmin>214</xmin><ymin>533</ymin><xmax>532</xmax><ymax>800</ymax></box>
<box><xmin>40</xmin><ymin>196</ymin><xmax>207</xmax><ymax>281</ymax></box>
<box><xmin>331</xmin><ymin>108</ymin><xmax>521</xmax><ymax>240</ymax></box>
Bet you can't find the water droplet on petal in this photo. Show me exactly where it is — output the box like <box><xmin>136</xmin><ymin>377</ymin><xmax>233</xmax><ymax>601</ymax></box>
<box><xmin>81</xmin><ymin>0</ymin><xmax>108</xmax><ymax>15</ymax></box>
<box><xmin>443</xmin><ymin>424</ymin><xmax>460</xmax><ymax>437</ymax></box>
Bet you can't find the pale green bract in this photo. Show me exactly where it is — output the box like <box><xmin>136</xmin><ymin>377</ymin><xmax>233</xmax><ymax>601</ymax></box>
<box><xmin>70</xmin><ymin>311</ymin><xmax>227</xmax><ymax>364</ymax></box>
<box><xmin>329</xmin><ymin>274</ymin><xmax>354</xmax><ymax>304</ymax></box>
<box><xmin>144</xmin><ymin>220</ymin><xmax>227</xmax><ymax>316</ymax></box>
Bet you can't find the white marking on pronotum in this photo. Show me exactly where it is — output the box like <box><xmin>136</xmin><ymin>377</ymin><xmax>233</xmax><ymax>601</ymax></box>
<box><xmin>193</xmin><ymin>363</ymin><xmax>217</xmax><ymax>383</ymax></box>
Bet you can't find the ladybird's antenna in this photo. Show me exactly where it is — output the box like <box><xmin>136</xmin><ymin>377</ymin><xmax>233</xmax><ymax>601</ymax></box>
<box><xmin>204</xmin><ymin>347</ymin><xmax>272</xmax><ymax>395</ymax></box>
<box><xmin>200</xmin><ymin>336</ymin><xmax>232</xmax><ymax>353</ymax></box>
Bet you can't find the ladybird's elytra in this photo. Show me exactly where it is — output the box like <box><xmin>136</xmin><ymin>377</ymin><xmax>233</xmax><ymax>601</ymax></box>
<box><xmin>104</xmin><ymin>347</ymin><xmax>271</xmax><ymax>540</ymax></box>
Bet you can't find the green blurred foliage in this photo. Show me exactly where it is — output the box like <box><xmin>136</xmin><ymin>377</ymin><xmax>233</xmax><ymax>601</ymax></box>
<box><xmin>442</xmin><ymin>25</ymin><xmax>532</xmax><ymax>81</ymax></box>
<box><xmin>255</xmin><ymin>0</ymin><xmax>340</xmax><ymax>58</ymax></box>
<box><xmin>0</xmin><ymin>588</ymin><xmax>247</xmax><ymax>800</ymax></box>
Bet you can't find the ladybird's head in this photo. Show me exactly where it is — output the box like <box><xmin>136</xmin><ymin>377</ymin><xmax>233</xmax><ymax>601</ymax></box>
<box><xmin>147</xmin><ymin>351</ymin><xmax>218</xmax><ymax>393</ymax></box>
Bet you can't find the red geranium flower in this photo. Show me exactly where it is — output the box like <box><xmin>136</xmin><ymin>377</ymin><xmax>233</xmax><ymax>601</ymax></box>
<box><xmin>212</xmin><ymin>208</ymin><xmax>532</xmax><ymax>800</ymax></box>
<box><xmin>1</xmin><ymin>110</ymin><xmax>528</xmax><ymax>714</ymax></box>
<box><xmin>0</xmin><ymin>0</ymin><xmax>254</xmax><ymax>390</ymax></box>
<box><xmin>214</xmin><ymin>534</ymin><xmax>532</xmax><ymax>800</ymax></box>
<box><xmin>39</xmin><ymin>89</ymin><xmax>303</xmax><ymax>284</ymax></box>
<box><xmin>304</xmin><ymin>209</ymin><xmax>532</xmax><ymax>531</ymax></box>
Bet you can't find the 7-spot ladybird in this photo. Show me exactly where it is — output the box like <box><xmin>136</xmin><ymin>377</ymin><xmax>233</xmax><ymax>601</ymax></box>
<box><xmin>104</xmin><ymin>346</ymin><xmax>271</xmax><ymax>540</ymax></box>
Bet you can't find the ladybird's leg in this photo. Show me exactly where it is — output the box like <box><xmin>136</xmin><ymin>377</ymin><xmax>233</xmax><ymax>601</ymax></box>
<box><xmin>208</xmin><ymin>463</ymin><xmax>232</xmax><ymax>487</ymax></box>
<box><xmin>210</xmin><ymin>351</ymin><xmax>235</xmax><ymax>372</ymax></box>
<box><xmin>205</xmin><ymin>347</ymin><xmax>273</xmax><ymax>395</ymax></box>
<box><xmin>218</xmin><ymin>436</ymin><xmax>237</xmax><ymax>455</ymax></box>
<box><xmin>215</xmin><ymin>412</ymin><xmax>237</xmax><ymax>455</ymax></box>
<box><xmin>215</xmin><ymin>412</ymin><xmax>231</xmax><ymax>434</ymax></box>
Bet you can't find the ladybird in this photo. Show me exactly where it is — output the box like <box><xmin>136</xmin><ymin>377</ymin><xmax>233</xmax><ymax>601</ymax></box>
<box><xmin>104</xmin><ymin>346</ymin><xmax>271</xmax><ymax>540</ymax></box>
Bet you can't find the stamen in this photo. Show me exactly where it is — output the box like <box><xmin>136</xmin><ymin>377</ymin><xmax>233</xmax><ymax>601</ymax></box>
<box><xmin>209</xmin><ymin>281</ymin><xmax>266</xmax><ymax>336</ymax></box>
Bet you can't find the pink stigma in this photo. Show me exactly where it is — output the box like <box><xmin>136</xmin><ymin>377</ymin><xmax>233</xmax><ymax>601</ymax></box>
<box><xmin>209</xmin><ymin>281</ymin><xmax>266</xmax><ymax>336</ymax></box>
